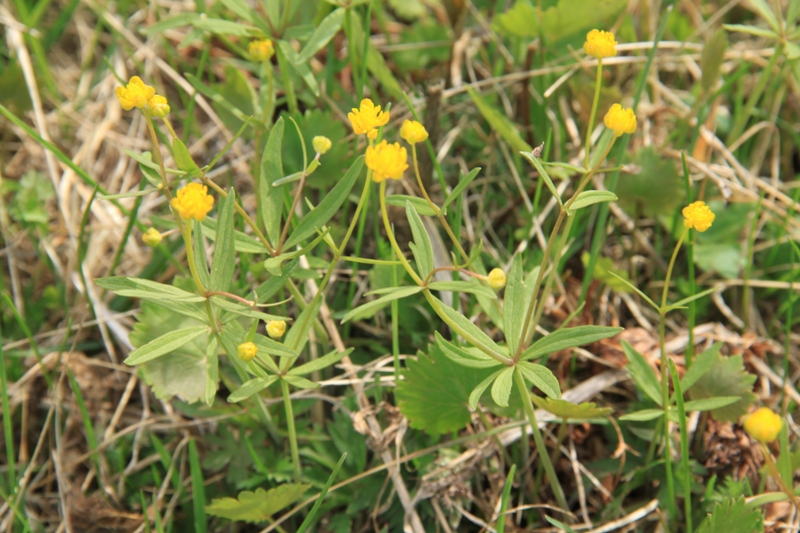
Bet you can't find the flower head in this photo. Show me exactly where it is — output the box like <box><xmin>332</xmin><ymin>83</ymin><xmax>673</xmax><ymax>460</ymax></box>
<box><xmin>170</xmin><ymin>183</ymin><xmax>215</xmax><ymax>221</ymax></box>
<box><xmin>267</xmin><ymin>320</ymin><xmax>286</xmax><ymax>339</ymax></box>
<box><xmin>249</xmin><ymin>39</ymin><xmax>274</xmax><ymax>62</ymax></box>
<box><xmin>313</xmin><ymin>136</ymin><xmax>332</xmax><ymax>154</ymax></box>
<box><xmin>682</xmin><ymin>201</ymin><xmax>715</xmax><ymax>232</ymax></box>
<box><xmin>744</xmin><ymin>407</ymin><xmax>782</xmax><ymax>444</ymax></box>
<box><xmin>603</xmin><ymin>104</ymin><xmax>637</xmax><ymax>137</ymax></box>
<box><xmin>147</xmin><ymin>94</ymin><xmax>170</xmax><ymax>118</ymax></box>
<box><xmin>115</xmin><ymin>76</ymin><xmax>156</xmax><ymax>111</ymax></box>
<box><xmin>487</xmin><ymin>268</ymin><xmax>507</xmax><ymax>290</ymax></box>
<box><xmin>348</xmin><ymin>99</ymin><xmax>390</xmax><ymax>140</ymax></box>
<box><xmin>237</xmin><ymin>342</ymin><xmax>258</xmax><ymax>362</ymax></box>
<box><xmin>400</xmin><ymin>120</ymin><xmax>428</xmax><ymax>144</ymax></box>
<box><xmin>584</xmin><ymin>29</ymin><xmax>618</xmax><ymax>59</ymax></box>
<box><xmin>142</xmin><ymin>228</ymin><xmax>163</xmax><ymax>247</ymax></box>
<box><xmin>365</xmin><ymin>140</ymin><xmax>408</xmax><ymax>182</ymax></box>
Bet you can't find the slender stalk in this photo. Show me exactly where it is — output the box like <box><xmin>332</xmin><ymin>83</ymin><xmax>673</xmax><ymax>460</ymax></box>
<box><xmin>584</xmin><ymin>60</ymin><xmax>604</xmax><ymax>170</ymax></box>
<box><xmin>661</xmin><ymin>229</ymin><xmax>688</xmax><ymax>310</ymax></box>
<box><xmin>379</xmin><ymin>180</ymin><xmax>424</xmax><ymax>285</ymax></box>
<box><xmin>277</xmin><ymin>169</ymin><xmax>308</xmax><ymax>254</ymax></box>
<box><xmin>281</xmin><ymin>379</ymin><xmax>301</xmax><ymax>482</ymax></box>
<box><xmin>727</xmin><ymin>45</ymin><xmax>783</xmax><ymax>145</ymax></box>
<box><xmin>513</xmin><ymin>369</ymin><xmax>568</xmax><ymax>510</ymax></box>
<box><xmin>761</xmin><ymin>443</ymin><xmax>800</xmax><ymax>513</ymax></box>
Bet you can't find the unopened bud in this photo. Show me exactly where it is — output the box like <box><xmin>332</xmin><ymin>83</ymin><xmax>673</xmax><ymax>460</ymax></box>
<box><xmin>147</xmin><ymin>95</ymin><xmax>170</xmax><ymax>118</ymax></box>
<box><xmin>267</xmin><ymin>320</ymin><xmax>286</xmax><ymax>339</ymax></box>
<box><xmin>487</xmin><ymin>268</ymin><xmax>507</xmax><ymax>290</ymax></box>
<box><xmin>237</xmin><ymin>342</ymin><xmax>258</xmax><ymax>362</ymax></box>
<box><xmin>142</xmin><ymin>228</ymin><xmax>163</xmax><ymax>247</ymax></box>
<box><xmin>312</xmin><ymin>136</ymin><xmax>332</xmax><ymax>154</ymax></box>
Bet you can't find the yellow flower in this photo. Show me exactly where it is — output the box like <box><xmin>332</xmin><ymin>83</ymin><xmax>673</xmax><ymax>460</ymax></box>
<box><xmin>142</xmin><ymin>228</ymin><xmax>163</xmax><ymax>247</ymax></box>
<box><xmin>584</xmin><ymin>29</ymin><xmax>618</xmax><ymax>59</ymax></box>
<box><xmin>267</xmin><ymin>320</ymin><xmax>286</xmax><ymax>339</ymax></box>
<box><xmin>115</xmin><ymin>76</ymin><xmax>156</xmax><ymax>111</ymax></box>
<box><xmin>249</xmin><ymin>39</ymin><xmax>274</xmax><ymax>62</ymax></box>
<box><xmin>348</xmin><ymin>98</ymin><xmax>390</xmax><ymax>140</ymax></box>
<box><xmin>170</xmin><ymin>183</ymin><xmax>215</xmax><ymax>221</ymax></box>
<box><xmin>313</xmin><ymin>136</ymin><xmax>332</xmax><ymax>154</ymax></box>
<box><xmin>682</xmin><ymin>201</ymin><xmax>715</xmax><ymax>232</ymax></box>
<box><xmin>237</xmin><ymin>342</ymin><xmax>258</xmax><ymax>362</ymax></box>
<box><xmin>365</xmin><ymin>140</ymin><xmax>408</xmax><ymax>182</ymax></box>
<box><xmin>400</xmin><ymin>120</ymin><xmax>428</xmax><ymax>144</ymax></box>
<box><xmin>487</xmin><ymin>268</ymin><xmax>506</xmax><ymax>290</ymax></box>
<box><xmin>147</xmin><ymin>94</ymin><xmax>170</xmax><ymax>118</ymax></box>
<box><xmin>744</xmin><ymin>407</ymin><xmax>782</xmax><ymax>444</ymax></box>
<box><xmin>603</xmin><ymin>103</ymin><xmax>637</xmax><ymax>137</ymax></box>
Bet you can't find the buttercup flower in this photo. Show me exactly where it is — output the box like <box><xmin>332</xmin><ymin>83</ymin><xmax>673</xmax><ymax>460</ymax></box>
<box><xmin>267</xmin><ymin>320</ymin><xmax>286</xmax><ymax>339</ymax></box>
<box><xmin>348</xmin><ymin>99</ymin><xmax>390</xmax><ymax>140</ymax></box>
<box><xmin>249</xmin><ymin>39</ymin><xmax>274</xmax><ymax>62</ymax></box>
<box><xmin>584</xmin><ymin>29</ymin><xmax>618</xmax><ymax>59</ymax></box>
<box><xmin>115</xmin><ymin>76</ymin><xmax>156</xmax><ymax>111</ymax></box>
<box><xmin>400</xmin><ymin>120</ymin><xmax>428</xmax><ymax>144</ymax></box>
<box><xmin>487</xmin><ymin>268</ymin><xmax>507</xmax><ymax>290</ymax></box>
<box><xmin>147</xmin><ymin>94</ymin><xmax>170</xmax><ymax>118</ymax></box>
<box><xmin>142</xmin><ymin>228</ymin><xmax>163</xmax><ymax>247</ymax></box>
<box><xmin>365</xmin><ymin>141</ymin><xmax>408</xmax><ymax>182</ymax></box>
<box><xmin>237</xmin><ymin>342</ymin><xmax>258</xmax><ymax>362</ymax></box>
<box><xmin>603</xmin><ymin>104</ymin><xmax>637</xmax><ymax>137</ymax></box>
<box><xmin>170</xmin><ymin>183</ymin><xmax>215</xmax><ymax>221</ymax></box>
<box><xmin>744</xmin><ymin>407</ymin><xmax>782</xmax><ymax>444</ymax></box>
<box><xmin>682</xmin><ymin>201</ymin><xmax>715</xmax><ymax>232</ymax></box>
<box><xmin>313</xmin><ymin>136</ymin><xmax>332</xmax><ymax>154</ymax></box>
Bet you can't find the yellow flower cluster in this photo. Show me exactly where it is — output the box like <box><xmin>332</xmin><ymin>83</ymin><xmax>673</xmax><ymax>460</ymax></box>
<box><xmin>170</xmin><ymin>183</ymin><xmax>215</xmax><ymax>221</ymax></box>
<box><xmin>366</xmin><ymin>141</ymin><xmax>408</xmax><ymax>182</ymax></box>
<box><xmin>400</xmin><ymin>120</ymin><xmax>428</xmax><ymax>144</ymax></box>
<box><xmin>682</xmin><ymin>201</ymin><xmax>715</xmax><ymax>232</ymax></box>
<box><xmin>604</xmin><ymin>104</ymin><xmax>637</xmax><ymax>137</ymax></box>
<box><xmin>237</xmin><ymin>342</ymin><xmax>258</xmax><ymax>362</ymax></box>
<box><xmin>116</xmin><ymin>76</ymin><xmax>170</xmax><ymax>117</ymax></box>
<box><xmin>249</xmin><ymin>39</ymin><xmax>274</xmax><ymax>62</ymax></box>
<box><xmin>743</xmin><ymin>407</ymin><xmax>782</xmax><ymax>444</ymax></box>
<box><xmin>584</xmin><ymin>29</ymin><xmax>618</xmax><ymax>59</ymax></box>
<box><xmin>348</xmin><ymin>99</ymin><xmax>390</xmax><ymax>140</ymax></box>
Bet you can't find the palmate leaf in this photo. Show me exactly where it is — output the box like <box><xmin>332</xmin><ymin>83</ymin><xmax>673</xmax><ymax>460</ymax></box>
<box><xmin>205</xmin><ymin>483</ymin><xmax>310</xmax><ymax>523</ymax></box>
<box><xmin>687</xmin><ymin>353</ymin><xmax>756</xmax><ymax>422</ymax></box>
<box><xmin>695</xmin><ymin>497</ymin><xmax>764</xmax><ymax>533</ymax></box>
<box><xmin>395</xmin><ymin>343</ymin><xmax>498</xmax><ymax>434</ymax></box>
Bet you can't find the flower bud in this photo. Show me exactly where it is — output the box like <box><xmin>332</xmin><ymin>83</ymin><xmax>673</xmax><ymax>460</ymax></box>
<box><xmin>142</xmin><ymin>228</ymin><xmax>163</xmax><ymax>247</ymax></box>
<box><xmin>267</xmin><ymin>320</ymin><xmax>286</xmax><ymax>339</ymax></box>
<box><xmin>147</xmin><ymin>94</ymin><xmax>170</xmax><ymax>118</ymax></box>
<box><xmin>237</xmin><ymin>342</ymin><xmax>258</xmax><ymax>362</ymax></box>
<box><xmin>744</xmin><ymin>407</ymin><xmax>782</xmax><ymax>444</ymax></box>
<box><xmin>400</xmin><ymin>120</ymin><xmax>428</xmax><ymax>144</ymax></box>
<box><xmin>312</xmin><ymin>136</ymin><xmax>332</xmax><ymax>154</ymax></box>
<box><xmin>487</xmin><ymin>268</ymin><xmax>506</xmax><ymax>290</ymax></box>
<box><xmin>249</xmin><ymin>39</ymin><xmax>274</xmax><ymax>62</ymax></box>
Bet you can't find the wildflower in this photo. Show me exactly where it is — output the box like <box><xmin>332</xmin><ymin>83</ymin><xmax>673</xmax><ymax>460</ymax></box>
<box><xmin>682</xmin><ymin>201</ymin><xmax>715</xmax><ymax>232</ymax></box>
<box><xmin>147</xmin><ymin>94</ymin><xmax>170</xmax><ymax>118</ymax></box>
<box><xmin>142</xmin><ymin>228</ymin><xmax>163</xmax><ymax>247</ymax></box>
<box><xmin>313</xmin><ymin>136</ymin><xmax>332</xmax><ymax>154</ymax></box>
<box><xmin>400</xmin><ymin>120</ymin><xmax>428</xmax><ymax>144</ymax></box>
<box><xmin>744</xmin><ymin>407</ymin><xmax>782</xmax><ymax>444</ymax></box>
<box><xmin>584</xmin><ymin>29</ymin><xmax>618</xmax><ymax>59</ymax></box>
<box><xmin>237</xmin><ymin>342</ymin><xmax>258</xmax><ymax>362</ymax></box>
<box><xmin>487</xmin><ymin>268</ymin><xmax>507</xmax><ymax>290</ymax></box>
<box><xmin>603</xmin><ymin>104</ymin><xmax>637</xmax><ymax>137</ymax></box>
<box><xmin>249</xmin><ymin>39</ymin><xmax>274</xmax><ymax>62</ymax></box>
<box><xmin>115</xmin><ymin>76</ymin><xmax>156</xmax><ymax>111</ymax></box>
<box><xmin>365</xmin><ymin>140</ymin><xmax>408</xmax><ymax>182</ymax></box>
<box><xmin>267</xmin><ymin>320</ymin><xmax>286</xmax><ymax>339</ymax></box>
<box><xmin>170</xmin><ymin>183</ymin><xmax>215</xmax><ymax>221</ymax></box>
<box><xmin>348</xmin><ymin>98</ymin><xmax>390</xmax><ymax>140</ymax></box>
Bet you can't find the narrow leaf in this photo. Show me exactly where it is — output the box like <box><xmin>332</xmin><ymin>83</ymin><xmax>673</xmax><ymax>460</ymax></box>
<box><xmin>125</xmin><ymin>326</ymin><xmax>209</xmax><ymax>366</ymax></box>
<box><xmin>522</xmin><ymin>325</ymin><xmax>623</xmax><ymax>361</ymax></box>
<box><xmin>290</xmin><ymin>348</ymin><xmax>353</xmax><ymax>376</ymax></box>
<box><xmin>209</xmin><ymin>188</ymin><xmax>236</xmax><ymax>292</ymax></box>
<box><xmin>406</xmin><ymin>201</ymin><xmax>434</xmax><ymax>277</ymax></box>
<box><xmin>443</xmin><ymin>168</ymin><xmax>481</xmax><ymax>210</ymax></box>
<box><xmin>341</xmin><ymin>287</ymin><xmax>423</xmax><ymax>323</ymax></box>
<box><xmin>228</xmin><ymin>376</ymin><xmax>278</xmax><ymax>402</ymax></box>
<box><xmin>428</xmin><ymin>280</ymin><xmax>497</xmax><ymax>299</ymax></box>
<box><xmin>517</xmin><ymin>362</ymin><xmax>561</xmax><ymax>399</ymax></box>
<box><xmin>469</xmin><ymin>369</ymin><xmax>505</xmax><ymax>409</ymax></box>
<box><xmin>490</xmin><ymin>367</ymin><xmax>515</xmax><ymax>407</ymax></box>
<box><xmin>621</xmin><ymin>341</ymin><xmax>662</xmax><ymax>405</ymax></box>
<box><xmin>567</xmin><ymin>190</ymin><xmax>618</xmax><ymax>215</ymax></box>
<box><xmin>260</xmin><ymin>118</ymin><xmax>284</xmax><ymax>246</ymax></box>
<box><xmin>521</xmin><ymin>151</ymin><xmax>562</xmax><ymax>206</ymax></box>
<box><xmin>681</xmin><ymin>342</ymin><xmax>722</xmax><ymax>392</ymax></box>
<box><xmin>297</xmin><ymin>8</ymin><xmax>345</xmax><ymax>63</ymax></box>
<box><xmin>503</xmin><ymin>254</ymin><xmax>525</xmax><ymax>356</ymax></box>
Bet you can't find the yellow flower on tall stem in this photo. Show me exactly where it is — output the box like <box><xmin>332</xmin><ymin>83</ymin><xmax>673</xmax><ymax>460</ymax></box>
<box><xmin>348</xmin><ymin>98</ymin><xmax>390</xmax><ymax>140</ymax></box>
<box><xmin>115</xmin><ymin>76</ymin><xmax>156</xmax><ymax>110</ymax></box>
<box><xmin>584</xmin><ymin>29</ymin><xmax>618</xmax><ymax>59</ymax></box>
<box><xmin>170</xmin><ymin>183</ymin><xmax>215</xmax><ymax>221</ymax></box>
<box><xmin>365</xmin><ymin>141</ymin><xmax>408</xmax><ymax>182</ymax></box>
<box><xmin>604</xmin><ymin>104</ymin><xmax>637</xmax><ymax>137</ymax></box>
<box><xmin>682</xmin><ymin>201</ymin><xmax>715</xmax><ymax>232</ymax></box>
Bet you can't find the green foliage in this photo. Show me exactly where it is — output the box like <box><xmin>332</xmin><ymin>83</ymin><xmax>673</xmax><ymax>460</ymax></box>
<box><xmin>581</xmin><ymin>252</ymin><xmax>632</xmax><ymax>292</ymax></box>
<box><xmin>616</xmin><ymin>146</ymin><xmax>683</xmax><ymax>216</ymax></box>
<box><xmin>493</xmin><ymin>0</ymin><xmax>626</xmax><ymax>43</ymax></box>
<box><xmin>695</xmin><ymin>498</ymin><xmax>763</xmax><ymax>533</ymax></box>
<box><xmin>531</xmin><ymin>397</ymin><xmax>613</xmax><ymax>420</ymax></box>
<box><xmin>205</xmin><ymin>483</ymin><xmax>310</xmax><ymax>523</ymax></box>
<box><xmin>2</xmin><ymin>170</ymin><xmax>54</xmax><ymax>229</ymax></box>
<box><xmin>686</xmin><ymin>353</ymin><xmax>756</xmax><ymax>422</ymax></box>
<box><xmin>468</xmin><ymin>88</ymin><xmax>531</xmax><ymax>153</ymax></box>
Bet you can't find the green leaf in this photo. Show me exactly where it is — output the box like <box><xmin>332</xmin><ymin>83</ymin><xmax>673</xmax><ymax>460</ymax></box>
<box><xmin>671</xmin><ymin>286</ymin><xmax>722</xmax><ymax>308</ymax></box>
<box><xmin>722</xmin><ymin>23</ymin><xmax>777</xmax><ymax>38</ymax></box>
<box><xmin>341</xmin><ymin>287</ymin><xmax>423</xmax><ymax>323</ymax></box>
<box><xmin>263</xmin><ymin>253</ymin><xmax>292</xmax><ymax>276</ymax></box>
<box><xmin>520</xmin><ymin>151</ymin><xmax>562</xmax><ymax>206</ymax></box>
<box><xmin>443</xmin><ymin>168</ymin><xmax>481</xmax><ymax>210</ymax></box>
<box><xmin>277</xmin><ymin>41</ymin><xmax>320</xmax><ymax>97</ymax></box>
<box><xmin>521</xmin><ymin>326</ymin><xmax>623</xmax><ymax>361</ymax></box>
<box><xmin>531</xmin><ymin>397</ymin><xmax>613</xmax><ymax>420</ymax></box>
<box><xmin>616</xmin><ymin>146</ymin><xmax>683</xmax><ymax>217</ymax></box>
<box><xmin>683</xmin><ymin>397</ymin><xmax>741</xmax><ymax>412</ymax></box>
<box><xmin>219</xmin><ymin>0</ymin><xmax>257</xmax><ymax>23</ymax></box>
<box><xmin>680</xmin><ymin>342</ymin><xmax>722</xmax><ymax>392</ymax></box>
<box><xmin>567</xmin><ymin>190</ymin><xmax>618</xmax><ymax>215</ymax></box>
<box><xmin>193</xmin><ymin>225</ymin><xmax>210</xmax><ymax>289</ymax></box>
<box><xmin>290</xmin><ymin>348</ymin><xmax>353</xmax><ymax>376</ymax></box>
<box><xmin>205</xmin><ymin>484</ymin><xmax>311</xmax><ymax>523</ymax></box>
<box><xmin>282</xmin><ymin>374</ymin><xmax>319</xmax><ymax>389</ymax></box>
<box><xmin>255</xmin><ymin>259</ymin><xmax>299</xmax><ymax>302</ymax></box>
<box><xmin>581</xmin><ymin>252</ymin><xmax>632</xmax><ymax>292</ymax></box>
<box><xmin>687</xmin><ymin>354</ymin><xmax>756</xmax><ymax>421</ymax></box>
<box><xmin>701</xmin><ymin>29</ymin><xmax>729</xmax><ymax>94</ymax></box>
<box><xmin>502</xmin><ymin>255</ymin><xmax>525</xmax><ymax>356</ymax></box>
<box><xmin>283</xmin><ymin>156</ymin><xmax>364</xmax><ymax>249</ymax></box>
<box><xmin>695</xmin><ymin>497</ymin><xmax>764</xmax><ymax>533</ymax></box>
<box><xmin>469</xmin><ymin>369</ymin><xmax>506</xmax><ymax>410</ymax></box>
<box><xmin>468</xmin><ymin>88</ymin><xmax>531</xmax><ymax>153</ymax></box>
<box><xmin>125</xmin><ymin>326</ymin><xmax>209</xmax><ymax>366</ymax></box>
<box><xmin>427</xmin><ymin>280</ymin><xmax>496</xmax><ymax>299</ymax></box>
<box><xmin>284</xmin><ymin>295</ymin><xmax>322</xmax><ymax>354</ymax></box>
<box><xmin>607</xmin><ymin>271</ymin><xmax>660</xmax><ymax>311</ymax></box>
<box><xmin>297</xmin><ymin>8</ymin><xmax>344</xmax><ymax>63</ymax></box>
<box><xmin>405</xmin><ymin>201</ymin><xmax>434</xmax><ymax>278</ymax></box>
<box><xmin>192</xmin><ymin>17</ymin><xmax>260</xmax><ymax>37</ymax></box>
<box><xmin>251</xmin><ymin>334</ymin><xmax>297</xmax><ymax>359</ymax></box>
<box><xmin>172</xmin><ymin>137</ymin><xmax>201</xmax><ymax>176</ymax></box>
<box><xmin>517</xmin><ymin>362</ymin><xmax>561</xmax><ymax>399</ymax></box>
<box><xmin>621</xmin><ymin>341</ymin><xmax>662</xmax><ymax>405</ymax></box>
<box><xmin>491</xmin><ymin>367</ymin><xmax>514</xmax><ymax>407</ymax></box>
<box><xmin>199</xmin><ymin>217</ymin><xmax>268</xmax><ymax>254</ymax></box>
<box><xmin>619</xmin><ymin>409</ymin><xmax>664</xmax><ymax>422</ymax></box>
<box><xmin>186</xmin><ymin>72</ymin><xmax>251</xmax><ymax>127</ymax></box>
<box><xmin>493</xmin><ymin>0</ymin><xmax>626</xmax><ymax>42</ymax></box>
<box><xmin>385</xmin><ymin>195</ymin><xmax>440</xmax><ymax>216</ymax></box>
<box><xmin>434</xmin><ymin>332</ymin><xmax>504</xmax><ymax>369</ymax></box>
<box><xmin>260</xmin><ymin>118</ymin><xmax>285</xmax><ymax>247</ymax></box>
<box><xmin>741</xmin><ymin>0</ymin><xmax>780</xmax><ymax>32</ymax></box>
<box><xmin>351</xmin><ymin>15</ymin><xmax>404</xmax><ymax>99</ymax></box>
<box><xmin>96</xmin><ymin>277</ymin><xmax>206</xmax><ymax>304</ymax></box>
<box><xmin>228</xmin><ymin>376</ymin><xmax>279</xmax><ymax>403</ymax></box>
<box><xmin>431</xmin><ymin>295</ymin><xmax>507</xmax><ymax>361</ymax></box>
<box><xmin>204</xmin><ymin>339</ymin><xmax>219</xmax><ymax>405</ymax></box>
<box><xmin>209</xmin><ymin>188</ymin><xmax>236</xmax><ymax>293</ymax></box>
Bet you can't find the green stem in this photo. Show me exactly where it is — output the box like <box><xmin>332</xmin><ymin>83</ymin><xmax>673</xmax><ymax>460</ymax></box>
<box><xmin>277</xmin><ymin>169</ymin><xmax>308</xmax><ymax>254</ymax></box>
<box><xmin>281</xmin><ymin>379</ymin><xmax>301</xmax><ymax>482</ymax></box>
<box><xmin>727</xmin><ymin>45</ymin><xmax>783</xmax><ymax>145</ymax></box>
<box><xmin>379</xmin><ymin>180</ymin><xmax>423</xmax><ymax>285</ymax></box>
<box><xmin>584</xmin><ymin>59</ymin><xmax>603</xmax><ymax>170</ymax></box>
<box><xmin>513</xmin><ymin>368</ymin><xmax>568</xmax><ymax>510</ymax></box>
<box><xmin>661</xmin><ymin>228</ymin><xmax>688</xmax><ymax>310</ymax></box>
